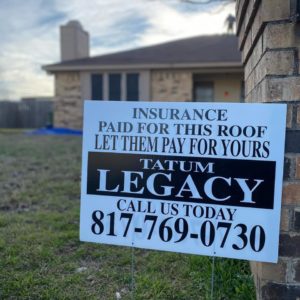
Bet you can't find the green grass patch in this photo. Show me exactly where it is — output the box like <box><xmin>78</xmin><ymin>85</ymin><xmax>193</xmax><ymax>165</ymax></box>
<box><xmin>0</xmin><ymin>133</ymin><xmax>255</xmax><ymax>299</ymax></box>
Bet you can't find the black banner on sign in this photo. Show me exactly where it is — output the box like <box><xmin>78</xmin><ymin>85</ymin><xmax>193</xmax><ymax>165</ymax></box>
<box><xmin>87</xmin><ymin>152</ymin><xmax>275</xmax><ymax>209</ymax></box>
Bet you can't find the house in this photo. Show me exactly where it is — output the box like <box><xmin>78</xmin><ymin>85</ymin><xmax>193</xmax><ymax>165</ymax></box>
<box><xmin>43</xmin><ymin>21</ymin><xmax>243</xmax><ymax>129</ymax></box>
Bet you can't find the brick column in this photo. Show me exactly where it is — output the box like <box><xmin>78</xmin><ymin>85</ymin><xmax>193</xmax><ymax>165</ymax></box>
<box><xmin>236</xmin><ymin>0</ymin><xmax>300</xmax><ymax>299</ymax></box>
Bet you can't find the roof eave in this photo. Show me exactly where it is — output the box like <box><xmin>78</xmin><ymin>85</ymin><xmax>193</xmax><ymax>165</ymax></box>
<box><xmin>42</xmin><ymin>61</ymin><xmax>243</xmax><ymax>73</ymax></box>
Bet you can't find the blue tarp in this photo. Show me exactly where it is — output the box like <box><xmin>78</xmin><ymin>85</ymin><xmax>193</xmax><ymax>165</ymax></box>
<box><xmin>28</xmin><ymin>127</ymin><xmax>82</xmax><ymax>135</ymax></box>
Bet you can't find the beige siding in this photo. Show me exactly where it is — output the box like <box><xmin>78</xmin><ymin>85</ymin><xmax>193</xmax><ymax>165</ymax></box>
<box><xmin>195</xmin><ymin>74</ymin><xmax>243</xmax><ymax>102</ymax></box>
<box><xmin>54</xmin><ymin>72</ymin><xmax>82</xmax><ymax>129</ymax></box>
<box><xmin>214</xmin><ymin>76</ymin><xmax>242</xmax><ymax>102</ymax></box>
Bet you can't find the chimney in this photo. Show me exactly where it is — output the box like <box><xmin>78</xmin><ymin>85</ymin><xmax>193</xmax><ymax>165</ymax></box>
<box><xmin>60</xmin><ymin>20</ymin><xmax>89</xmax><ymax>61</ymax></box>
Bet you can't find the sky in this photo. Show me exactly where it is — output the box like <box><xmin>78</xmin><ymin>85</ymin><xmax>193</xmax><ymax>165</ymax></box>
<box><xmin>0</xmin><ymin>0</ymin><xmax>235</xmax><ymax>100</ymax></box>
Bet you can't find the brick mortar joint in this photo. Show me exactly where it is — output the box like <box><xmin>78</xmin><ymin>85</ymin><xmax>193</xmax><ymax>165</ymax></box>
<box><xmin>242</xmin><ymin>23</ymin><xmax>266</xmax><ymax>66</ymax></box>
<box><xmin>245</xmin><ymin>74</ymin><xmax>300</xmax><ymax>97</ymax></box>
<box><xmin>244</xmin><ymin>45</ymin><xmax>268</xmax><ymax>87</ymax></box>
<box><xmin>236</xmin><ymin>0</ymin><xmax>251</xmax><ymax>35</ymax></box>
<box><xmin>245</xmin><ymin>47</ymin><xmax>298</xmax><ymax>83</ymax></box>
<box><xmin>281</xmin><ymin>232</ymin><xmax>300</xmax><ymax>237</ymax></box>
<box><xmin>242</xmin><ymin>19</ymin><xmax>294</xmax><ymax>66</ymax></box>
<box><xmin>277</xmin><ymin>100</ymin><xmax>300</xmax><ymax>104</ymax></box>
<box><xmin>266</xmin><ymin>47</ymin><xmax>299</xmax><ymax>52</ymax></box>
<box><xmin>259</xmin><ymin>279</ymin><xmax>300</xmax><ymax>286</ymax></box>
<box><xmin>244</xmin><ymin>73</ymin><xmax>266</xmax><ymax>99</ymax></box>
<box><xmin>294</xmin><ymin>48</ymin><xmax>299</xmax><ymax>75</ymax></box>
<box><xmin>283</xmin><ymin>179</ymin><xmax>300</xmax><ymax>184</ymax></box>
<box><xmin>239</xmin><ymin>0</ymin><xmax>262</xmax><ymax>51</ymax></box>
<box><xmin>285</xmin><ymin>153</ymin><xmax>300</xmax><ymax>157</ymax></box>
<box><xmin>266</xmin><ymin>19</ymin><xmax>295</xmax><ymax>26</ymax></box>
<box><xmin>264</xmin><ymin>74</ymin><xmax>300</xmax><ymax>80</ymax></box>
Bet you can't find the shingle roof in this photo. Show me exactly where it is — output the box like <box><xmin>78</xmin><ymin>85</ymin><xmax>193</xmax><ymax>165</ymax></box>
<box><xmin>44</xmin><ymin>34</ymin><xmax>241</xmax><ymax>71</ymax></box>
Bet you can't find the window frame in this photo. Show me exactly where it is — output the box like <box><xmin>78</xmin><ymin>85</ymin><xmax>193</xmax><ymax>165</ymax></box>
<box><xmin>193</xmin><ymin>79</ymin><xmax>215</xmax><ymax>102</ymax></box>
<box><xmin>90</xmin><ymin>72</ymin><xmax>142</xmax><ymax>101</ymax></box>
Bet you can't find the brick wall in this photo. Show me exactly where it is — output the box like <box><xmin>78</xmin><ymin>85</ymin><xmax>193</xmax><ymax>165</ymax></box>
<box><xmin>151</xmin><ymin>70</ymin><xmax>193</xmax><ymax>101</ymax></box>
<box><xmin>54</xmin><ymin>72</ymin><xmax>82</xmax><ymax>129</ymax></box>
<box><xmin>236</xmin><ymin>0</ymin><xmax>300</xmax><ymax>299</ymax></box>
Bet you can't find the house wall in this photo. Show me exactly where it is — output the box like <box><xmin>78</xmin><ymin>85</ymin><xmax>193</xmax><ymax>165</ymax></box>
<box><xmin>81</xmin><ymin>70</ymin><xmax>151</xmax><ymax>101</ymax></box>
<box><xmin>151</xmin><ymin>70</ymin><xmax>193</xmax><ymax>101</ymax></box>
<box><xmin>151</xmin><ymin>70</ymin><xmax>243</xmax><ymax>102</ymax></box>
<box><xmin>52</xmin><ymin>69</ymin><xmax>243</xmax><ymax>129</ymax></box>
<box><xmin>193</xmin><ymin>73</ymin><xmax>243</xmax><ymax>102</ymax></box>
<box><xmin>236</xmin><ymin>0</ymin><xmax>300</xmax><ymax>299</ymax></box>
<box><xmin>54</xmin><ymin>72</ymin><xmax>82</xmax><ymax>129</ymax></box>
<box><xmin>53</xmin><ymin>70</ymin><xmax>151</xmax><ymax>129</ymax></box>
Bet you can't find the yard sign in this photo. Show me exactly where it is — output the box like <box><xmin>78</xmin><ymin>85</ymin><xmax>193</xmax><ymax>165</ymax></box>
<box><xmin>80</xmin><ymin>101</ymin><xmax>286</xmax><ymax>263</ymax></box>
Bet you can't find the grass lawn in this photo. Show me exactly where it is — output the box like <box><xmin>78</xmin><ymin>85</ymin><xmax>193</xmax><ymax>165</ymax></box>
<box><xmin>0</xmin><ymin>133</ymin><xmax>255</xmax><ymax>300</ymax></box>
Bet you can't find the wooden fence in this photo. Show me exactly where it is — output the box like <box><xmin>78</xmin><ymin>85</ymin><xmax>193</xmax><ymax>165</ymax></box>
<box><xmin>0</xmin><ymin>100</ymin><xmax>53</xmax><ymax>128</ymax></box>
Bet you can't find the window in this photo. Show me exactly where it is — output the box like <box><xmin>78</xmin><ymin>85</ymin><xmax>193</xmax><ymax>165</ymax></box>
<box><xmin>109</xmin><ymin>74</ymin><xmax>121</xmax><ymax>100</ymax></box>
<box><xmin>126</xmin><ymin>73</ymin><xmax>139</xmax><ymax>101</ymax></box>
<box><xmin>91</xmin><ymin>74</ymin><xmax>103</xmax><ymax>100</ymax></box>
<box><xmin>193</xmin><ymin>81</ymin><xmax>214</xmax><ymax>102</ymax></box>
<box><xmin>91</xmin><ymin>72</ymin><xmax>142</xmax><ymax>101</ymax></box>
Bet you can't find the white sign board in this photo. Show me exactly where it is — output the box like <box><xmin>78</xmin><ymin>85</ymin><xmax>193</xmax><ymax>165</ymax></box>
<box><xmin>80</xmin><ymin>101</ymin><xmax>286</xmax><ymax>263</ymax></box>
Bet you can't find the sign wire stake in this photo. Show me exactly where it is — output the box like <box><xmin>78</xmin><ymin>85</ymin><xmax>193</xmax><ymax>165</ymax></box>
<box><xmin>131</xmin><ymin>244</ymin><xmax>135</xmax><ymax>300</ymax></box>
<box><xmin>210</xmin><ymin>256</ymin><xmax>215</xmax><ymax>300</ymax></box>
